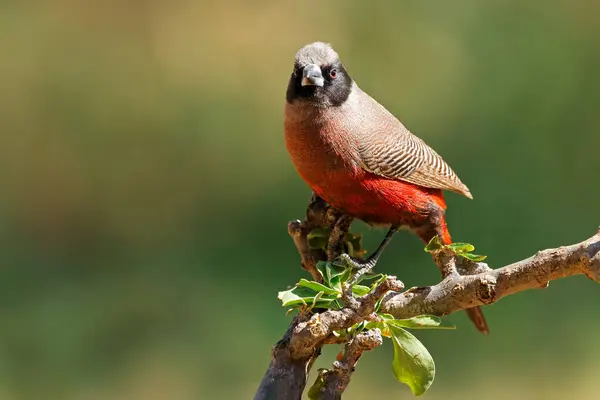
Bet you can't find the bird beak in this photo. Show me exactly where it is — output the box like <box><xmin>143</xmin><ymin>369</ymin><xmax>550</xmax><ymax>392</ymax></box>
<box><xmin>301</xmin><ymin>64</ymin><xmax>324</xmax><ymax>87</ymax></box>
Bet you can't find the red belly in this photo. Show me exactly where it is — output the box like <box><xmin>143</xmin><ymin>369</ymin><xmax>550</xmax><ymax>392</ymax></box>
<box><xmin>301</xmin><ymin>167</ymin><xmax>446</xmax><ymax>227</ymax></box>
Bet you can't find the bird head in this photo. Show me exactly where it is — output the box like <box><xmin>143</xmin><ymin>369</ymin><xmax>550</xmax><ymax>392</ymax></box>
<box><xmin>286</xmin><ymin>42</ymin><xmax>353</xmax><ymax>107</ymax></box>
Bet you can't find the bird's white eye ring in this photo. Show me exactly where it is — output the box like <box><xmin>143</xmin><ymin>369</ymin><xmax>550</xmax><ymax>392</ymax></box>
<box><xmin>329</xmin><ymin>68</ymin><xmax>338</xmax><ymax>79</ymax></box>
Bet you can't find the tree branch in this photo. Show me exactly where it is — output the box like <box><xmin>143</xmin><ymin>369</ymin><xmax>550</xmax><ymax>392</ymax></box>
<box><xmin>255</xmin><ymin>195</ymin><xmax>600</xmax><ymax>399</ymax></box>
<box><xmin>380</xmin><ymin>229</ymin><xmax>600</xmax><ymax>319</ymax></box>
<box><xmin>288</xmin><ymin>195</ymin><xmax>341</xmax><ymax>281</ymax></box>
<box><xmin>310</xmin><ymin>329</ymin><xmax>383</xmax><ymax>400</ymax></box>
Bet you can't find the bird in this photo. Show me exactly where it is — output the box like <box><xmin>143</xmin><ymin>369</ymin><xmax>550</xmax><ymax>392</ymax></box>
<box><xmin>284</xmin><ymin>42</ymin><xmax>489</xmax><ymax>334</ymax></box>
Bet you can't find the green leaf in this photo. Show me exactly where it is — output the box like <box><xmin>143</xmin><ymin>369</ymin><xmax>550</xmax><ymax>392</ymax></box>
<box><xmin>297</xmin><ymin>278</ymin><xmax>340</xmax><ymax>295</ymax></box>
<box><xmin>424</xmin><ymin>236</ymin><xmax>443</xmax><ymax>252</ymax></box>
<box><xmin>332</xmin><ymin>329</ymin><xmax>348</xmax><ymax>341</ymax></box>
<box><xmin>351</xmin><ymin>285</ymin><xmax>371</xmax><ymax>297</ymax></box>
<box><xmin>315</xmin><ymin>261</ymin><xmax>328</xmax><ymax>283</ymax></box>
<box><xmin>328</xmin><ymin>263</ymin><xmax>352</xmax><ymax>292</ymax></box>
<box><xmin>307</xmin><ymin>227</ymin><xmax>331</xmax><ymax>240</ymax></box>
<box><xmin>307</xmin><ymin>236</ymin><xmax>329</xmax><ymax>251</ymax></box>
<box><xmin>307</xmin><ymin>228</ymin><xmax>331</xmax><ymax>250</ymax></box>
<box><xmin>387</xmin><ymin>315</ymin><xmax>456</xmax><ymax>330</ymax></box>
<box><xmin>316</xmin><ymin>261</ymin><xmax>347</xmax><ymax>289</ymax></box>
<box><xmin>278</xmin><ymin>286</ymin><xmax>338</xmax><ymax>308</ymax></box>
<box><xmin>344</xmin><ymin>232</ymin><xmax>367</xmax><ymax>257</ymax></box>
<box><xmin>371</xmin><ymin>314</ymin><xmax>395</xmax><ymax>336</ymax></box>
<box><xmin>363</xmin><ymin>320</ymin><xmax>391</xmax><ymax>337</ymax></box>
<box><xmin>380</xmin><ymin>324</ymin><xmax>392</xmax><ymax>338</ymax></box>
<box><xmin>389</xmin><ymin>325</ymin><xmax>435</xmax><ymax>396</ymax></box>
<box><xmin>377</xmin><ymin>313</ymin><xmax>395</xmax><ymax>320</ymax></box>
<box><xmin>355</xmin><ymin>272</ymin><xmax>385</xmax><ymax>286</ymax></box>
<box><xmin>309</xmin><ymin>291</ymin><xmax>325</xmax><ymax>311</ymax></box>
<box><xmin>307</xmin><ymin>369</ymin><xmax>328</xmax><ymax>399</ymax></box>
<box><xmin>326</xmin><ymin>262</ymin><xmax>348</xmax><ymax>283</ymax></box>
<box><xmin>374</xmin><ymin>297</ymin><xmax>384</xmax><ymax>313</ymax></box>
<box><xmin>364</xmin><ymin>320</ymin><xmax>379</xmax><ymax>330</ymax></box>
<box><xmin>350</xmin><ymin>320</ymin><xmax>367</xmax><ymax>334</ymax></box>
<box><xmin>446</xmin><ymin>242</ymin><xmax>475</xmax><ymax>253</ymax></box>
<box><xmin>461</xmin><ymin>253</ymin><xmax>487</xmax><ymax>262</ymax></box>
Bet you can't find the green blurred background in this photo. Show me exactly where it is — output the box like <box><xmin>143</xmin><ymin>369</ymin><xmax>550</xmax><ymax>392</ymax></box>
<box><xmin>1</xmin><ymin>1</ymin><xmax>599</xmax><ymax>399</ymax></box>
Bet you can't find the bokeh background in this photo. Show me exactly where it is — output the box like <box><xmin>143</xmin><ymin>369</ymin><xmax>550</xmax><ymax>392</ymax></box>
<box><xmin>1</xmin><ymin>1</ymin><xmax>599</xmax><ymax>399</ymax></box>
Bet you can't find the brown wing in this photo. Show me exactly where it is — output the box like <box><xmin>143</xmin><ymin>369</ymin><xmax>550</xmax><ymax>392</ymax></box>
<box><xmin>358</xmin><ymin>125</ymin><xmax>473</xmax><ymax>199</ymax></box>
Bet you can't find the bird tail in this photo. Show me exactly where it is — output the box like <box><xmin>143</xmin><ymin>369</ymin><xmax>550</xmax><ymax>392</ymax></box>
<box><xmin>419</xmin><ymin>214</ymin><xmax>490</xmax><ymax>335</ymax></box>
<box><xmin>465</xmin><ymin>306</ymin><xmax>490</xmax><ymax>335</ymax></box>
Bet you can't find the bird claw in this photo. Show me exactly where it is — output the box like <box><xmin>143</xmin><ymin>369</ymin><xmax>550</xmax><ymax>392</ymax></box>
<box><xmin>335</xmin><ymin>252</ymin><xmax>378</xmax><ymax>271</ymax></box>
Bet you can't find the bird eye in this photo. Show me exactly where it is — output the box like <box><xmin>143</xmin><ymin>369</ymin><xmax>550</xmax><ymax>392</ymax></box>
<box><xmin>329</xmin><ymin>68</ymin><xmax>338</xmax><ymax>79</ymax></box>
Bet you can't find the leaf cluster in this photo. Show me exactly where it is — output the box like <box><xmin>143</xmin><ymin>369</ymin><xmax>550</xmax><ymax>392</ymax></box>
<box><xmin>279</xmin><ymin>255</ymin><xmax>454</xmax><ymax>396</ymax></box>
<box><xmin>424</xmin><ymin>236</ymin><xmax>487</xmax><ymax>262</ymax></box>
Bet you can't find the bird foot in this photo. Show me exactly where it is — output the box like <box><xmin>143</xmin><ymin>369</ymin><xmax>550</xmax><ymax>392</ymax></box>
<box><xmin>336</xmin><ymin>253</ymin><xmax>380</xmax><ymax>279</ymax></box>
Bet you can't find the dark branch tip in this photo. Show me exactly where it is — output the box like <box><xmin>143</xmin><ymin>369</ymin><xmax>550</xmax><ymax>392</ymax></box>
<box><xmin>288</xmin><ymin>220</ymin><xmax>303</xmax><ymax>236</ymax></box>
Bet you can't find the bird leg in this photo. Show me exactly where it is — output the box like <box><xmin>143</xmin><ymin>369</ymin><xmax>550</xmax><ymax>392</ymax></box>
<box><xmin>338</xmin><ymin>227</ymin><xmax>399</xmax><ymax>277</ymax></box>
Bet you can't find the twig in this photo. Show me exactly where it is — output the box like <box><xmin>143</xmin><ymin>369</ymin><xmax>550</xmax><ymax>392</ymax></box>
<box><xmin>327</xmin><ymin>214</ymin><xmax>354</xmax><ymax>261</ymax></box>
<box><xmin>289</xmin><ymin>276</ymin><xmax>404</xmax><ymax>361</ymax></box>
<box><xmin>288</xmin><ymin>195</ymin><xmax>342</xmax><ymax>281</ymax></box>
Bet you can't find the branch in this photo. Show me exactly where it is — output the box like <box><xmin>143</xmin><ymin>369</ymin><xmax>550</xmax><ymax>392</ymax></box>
<box><xmin>255</xmin><ymin>196</ymin><xmax>371</xmax><ymax>400</ymax></box>
<box><xmin>255</xmin><ymin>195</ymin><xmax>600</xmax><ymax>399</ymax></box>
<box><xmin>254</xmin><ymin>276</ymin><xmax>403</xmax><ymax>400</ymax></box>
<box><xmin>288</xmin><ymin>195</ymin><xmax>342</xmax><ymax>281</ymax></box>
<box><xmin>253</xmin><ymin>314</ymin><xmax>316</xmax><ymax>400</ymax></box>
<box><xmin>380</xmin><ymin>229</ymin><xmax>600</xmax><ymax>319</ymax></box>
<box><xmin>310</xmin><ymin>329</ymin><xmax>383</xmax><ymax>400</ymax></box>
<box><xmin>290</xmin><ymin>276</ymin><xmax>403</xmax><ymax>358</ymax></box>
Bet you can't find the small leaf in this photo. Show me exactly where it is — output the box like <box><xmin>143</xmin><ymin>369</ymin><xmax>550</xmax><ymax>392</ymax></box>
<box><xmin>297</xmin><ymin>278</ymin><xmax>340</xmax><ymax>295</ymax></box>
<box><xmin>308</xmin><ymin>236</ymin><xmax>329</xmax><ymax>251</ymax></box>
<box><xmin>332</xmin><ymin>329</ymin><xmax>348</xmax><ymax>341</ymax></box>
<box><xmin>461</xmin><ymin>253</ymin><xmax>487</xmax><ymax>262</ymax></box>
<box><xmin>351</xmin><ymin>320</ymin><xmax>367</xmax><ymax>334</ymax></box>
<box><xmin>307</xmin><ymin>369</ymin><xmax>328</xmax><ymax>400</ymax></box>
<box><xmin>356</xmin><ymin>272</ymin><xmax>385</xmax><ymax>286</ymax></box>
<box><xmin>307</xmin><ymin>227</ymin><xmax>331</xmax><ymax>240</ymax></box>
<box><xmin>364</xmin><ymin>320</ymin><xmax>390</xmax><ymax>337</ymax></box>
<box><xmin>315</xmin><ymin>261</ymin><xmax>328</xmax><ymax>282</ymax></box>
<box><xmin>377</xmin><ymin>313</ymin><xmax>395</xmax><ymax>321</ymax></box>
<box><xmin>424</xmin><ymin>236</ymin><xmax>443</xmax><ymax>252</ymax></box>
<box><xmin>307</xmin><ymin>228</ymin><xmax>331</xmax><ymax>250</ymax></box>
<box><xmin>364</xmin><ymin>320</ymin><xmax>379</xmax><ymax>330</ymax></box>
<box><xmin>369</xmin><ymin>274</ymin><xmax>388</xmax><ymax>291</ymax></box>
<box><xmin>309</xmin><ymin>291</ymin><xmax>325</xmax><ymax>311</ymax></box>
<box><xmin>344</xmin><ymin>232</ymin><xmax>367</xmax><ymax>258</ymax></box>
<box><xmin>278</xmin><ymin>286</ymin><xmax>338</xmax><ymax>308</ymax></box>
<box><xmin>374</xmin><ymin>297</ymin><xmax>384</xmax><ymax>312</ymax></box>
<box><xmin>388</xmin><ymin>315</ymin><xmax>456</xmax><ymax>330</ymax></box>
<box><xmin>374</xmin><ymin>313</ymin><xmax>395</xmax><ymax>336</ymax></box>
<box><xmin>389</xmin><ymin>325</ymin><xmax>435</xmax><ymax>396</ymax></box>
<box><xmin>329</xmin><ymin>265</ymin><xmax>352</xmax><ymax>292</ymax></box>
<box><xmin>351</xmin><ymin>285</ymin><xmax>371</xmax><ymax>297</ymax></box>
<box><xmin>446</xmin><ymin>242</ymin><xmax>475</xmax><ymax>253</ymax></box>
<box><xmin>380</xmin><ymin>324</ymin><xmax>392</xmax><ymax>338</ymax></box>
<box><xmin>326</xmin><ymin>262</ymin><xmax>348</xmax><ymax>283</ymax></box>
<box><xmin>316</xmin><ymin>261</ymin><xmax>346</xmax><ymax>289</ymax></box>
